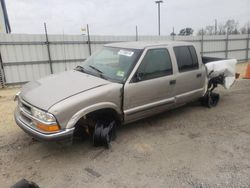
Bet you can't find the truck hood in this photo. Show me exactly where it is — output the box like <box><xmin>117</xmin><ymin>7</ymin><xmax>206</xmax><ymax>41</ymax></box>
<box><xmin>20</xmin><ymin>70</ymin><xmax>110</xmax><ymax>111</ymax></box>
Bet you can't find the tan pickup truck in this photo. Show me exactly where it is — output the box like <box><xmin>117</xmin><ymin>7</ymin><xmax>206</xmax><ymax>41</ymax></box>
<box><xmin>14</xmin><ymin>41</ymin><xmax>237</xmax><ymax>148</ymax></box>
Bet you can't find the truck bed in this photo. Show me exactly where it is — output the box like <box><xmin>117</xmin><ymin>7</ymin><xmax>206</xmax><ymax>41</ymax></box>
<box><xmin>202</xmin><ymin>56</ymin><xmax>226</xmax><ymax>64</ymax></box>
<box><xmin>202</xmin><ymin>56</ymin><xmax>237</xmax><ymax>89</ymax></box>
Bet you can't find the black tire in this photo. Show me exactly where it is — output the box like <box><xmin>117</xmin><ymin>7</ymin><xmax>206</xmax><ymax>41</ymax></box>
<box><xmin>200</xmin><ymin>92</ymin><xmax>220</xmax><ymax>108</ymax></box>
<box><xmin>92</xmin><ymin>120</ymin><xmax>117</xmax><ymax>148</ymax></box>
<box><xmin>93</xmin><ymin>124</ymin><xmax>103</xmax><ymax>147</ymax></box>
<box><xmin>208</xmin><ymin>93</ymin><xmax>220</xmax><ymax>107</ymax></box>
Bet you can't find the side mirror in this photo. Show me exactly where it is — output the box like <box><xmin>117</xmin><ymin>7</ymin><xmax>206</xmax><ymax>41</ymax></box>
<box><xmin>133</xmin><ymin>72</ymin><xmax>143</xmax><ymax>82</ymax></box>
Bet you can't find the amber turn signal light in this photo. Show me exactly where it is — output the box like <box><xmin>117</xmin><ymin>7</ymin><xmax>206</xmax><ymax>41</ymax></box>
<box><xmin>36</xmin><ymin>123</ymin><xmax>60</xmax><ymax>132</ymax></box>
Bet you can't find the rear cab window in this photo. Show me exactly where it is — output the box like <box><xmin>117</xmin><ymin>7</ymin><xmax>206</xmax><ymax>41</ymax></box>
<box><xmin>173</xmin><ymin>46</ymin><xmax>199</xmax><ymax>72</ymax></box>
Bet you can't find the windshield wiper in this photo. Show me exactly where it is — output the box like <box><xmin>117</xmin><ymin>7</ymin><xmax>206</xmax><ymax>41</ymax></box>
<box><xmin>88</xmin><ymin>65</ymin><xmax>110</xmax><ymax>80</ymax></box>
<box><xmin>76</xmin><ymin>65</ymin><xmax>108</xmax><ymax>80</ymax></box>
<box><xmin>88</xmin><ymin>65</ymin><xmax>103</xmax><ymax>74</ymax></box>
<box><xmin>75</xmin><ymin>65</ymin><xmax>86</xmax><ymax>73</ymax></box>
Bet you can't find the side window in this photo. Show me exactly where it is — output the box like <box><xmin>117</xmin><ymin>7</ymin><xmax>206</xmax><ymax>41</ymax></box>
<box><xmin>188</xmin><ymin>46</ymin><xmax>199</xmax><ymax>69</ymax></box>
<box><xmin>174</xmin><ymin>46</ymin><xmax>199</xmax><ymax>72</ymax></box>
<box><xmin>136</xmin><ymin>49</ymin><xmax>173</xmax><ymax>81</ymax></box>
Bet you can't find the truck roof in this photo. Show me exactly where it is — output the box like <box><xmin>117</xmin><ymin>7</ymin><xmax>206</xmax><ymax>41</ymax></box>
<box><xmin>104</xmin><ymin>41</ymin><xmax>192</xmax><ymax>50</ymax></box>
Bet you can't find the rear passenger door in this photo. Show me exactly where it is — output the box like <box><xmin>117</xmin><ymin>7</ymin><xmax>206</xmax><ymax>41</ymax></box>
<box><xmin>123</xmin><ymin>47</ymin><xmax>176</xmax><ymax>122</ymax></box>
<box><xmin>173</xmin><ymin>46</ymin><xmax>206</xmax><ymax>103</ymax></box>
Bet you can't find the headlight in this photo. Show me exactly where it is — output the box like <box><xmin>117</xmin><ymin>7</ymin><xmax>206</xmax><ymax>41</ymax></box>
<box><xmin>31</xmin><ymin>108</ymin><xmax>56</xmax><ymax>122</ymax></box>
<box><xmin>30</xmin><ymin>107</ymin><xmax>60</xmax><ymax>132</ymax></box>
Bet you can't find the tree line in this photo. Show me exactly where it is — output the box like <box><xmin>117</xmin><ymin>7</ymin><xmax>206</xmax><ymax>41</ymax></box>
<box><xmin>170</xmin><ymin>19</ymin><xmax>250</xmax><ymax>36</ymax></box>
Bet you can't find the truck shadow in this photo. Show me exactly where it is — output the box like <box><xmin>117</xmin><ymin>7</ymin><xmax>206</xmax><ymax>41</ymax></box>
<box><xmin>11</xmin><ymin>101</ymin><xmax>204</xmax><ymax>161</ymax></box>
<box><xmin>66</xmin><ymin>101</ymin><xmax>202</xmax><ymax>150</ymax></box>
<box><xmin>118</xmin><ymin>100</ymin><xmax>202</xmax><ymax>136</ymax></box>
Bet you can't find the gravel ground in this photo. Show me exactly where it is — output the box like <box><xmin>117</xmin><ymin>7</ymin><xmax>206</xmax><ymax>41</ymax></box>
<box><xmin>0</xmin><ymin>65</ymin><xmax>250</xmax><ymax>187</ymax></box>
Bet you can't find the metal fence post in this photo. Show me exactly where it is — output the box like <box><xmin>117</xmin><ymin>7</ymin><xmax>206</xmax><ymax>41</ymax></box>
<box><xmin>172</xmin><ymin>27</ymin><xmax>175</xmax><ymax>41</ymax></box>
<box><xmin>225</xmin><ymin>29</ymin><xmax>229</xmax><ymax>59</ymax></box>
<box><xmin>246</xmin><ymin>27</ymin><xmax>250</xmax><ymax>61</ymax></box>
<box><xmin>87</xmin><ymin>24</ymin><xmax>92</xmax><ymax>56</ymax></box>
<box><xmin>201</xmin><ymin>28</ymin><xmax>204</xmax><ymax>55</ymax></box>
<box><xmin>0</xmin><ymin>69</ymin><xmax>3</xmax><ymax>88</ymax></box>
<box><xmin>135</xmin><ymin>25</ymin><xmax>138</xmax><ymax>41</ymax></box>
<box><xmin>0</xmin><ymin>53</ymin><xmax>6</xmax><ymax>88</ymax></box>
<box><xmin>44</xmin><ymin>23</ymin><xmax>53</xmax><ymax>74</ymax></box>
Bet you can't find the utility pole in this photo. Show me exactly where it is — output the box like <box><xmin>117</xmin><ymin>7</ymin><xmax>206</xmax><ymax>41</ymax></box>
<box><xmin>135</xmin><ymin>25</ymin><xmax>138</xmax><ymax>41</ymax></box>
<box><xmin>155</xmin><ymin>0</ymin><xmax>163</xmax><ymax>36</ymax></box>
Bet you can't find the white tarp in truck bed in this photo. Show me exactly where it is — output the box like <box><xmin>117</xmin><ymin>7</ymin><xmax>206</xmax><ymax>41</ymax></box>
<box><xmin>205</xmin><ymin>59</ymin><xmax>237</xmax><ymax>89</ymax></box>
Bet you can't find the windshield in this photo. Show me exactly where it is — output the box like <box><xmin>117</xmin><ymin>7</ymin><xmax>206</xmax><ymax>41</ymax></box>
<box><xmin>81</xmin><ymin>47</ymin><xmax>142</xmax><ymax>82</ymax></box>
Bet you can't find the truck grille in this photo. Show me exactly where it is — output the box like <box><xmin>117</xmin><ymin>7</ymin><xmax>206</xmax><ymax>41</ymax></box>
<box><xmin>18</xmin><ymin>99</ymin><xmax>36</xmax><ymax>129</ymax></box>
<box><xmin>21</xmin><ymin>102</ymin><xmax>31</xmax><ymax>114</ymax></box>
<box><xmin>17</xmin><ymin>98</ymin><xmax>57</xmax><ymax>134</ymax></box>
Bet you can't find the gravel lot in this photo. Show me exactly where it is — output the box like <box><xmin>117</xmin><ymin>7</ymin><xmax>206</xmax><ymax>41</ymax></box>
<box><xmin>0</xmin><ymin>63</ymin><xmax>250</xmax><ymax>187</ymax></box>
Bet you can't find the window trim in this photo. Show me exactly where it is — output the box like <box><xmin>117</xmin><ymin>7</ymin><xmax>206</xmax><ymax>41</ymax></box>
<box><xmin>173</xmin><ymin>45</ymin><xmax>199</xmax><ymax>73</ymax></box>
<box><xmin>132</xmin><ymin>48</ymin><xmax>173</xmax><ymax>82</ymax></box>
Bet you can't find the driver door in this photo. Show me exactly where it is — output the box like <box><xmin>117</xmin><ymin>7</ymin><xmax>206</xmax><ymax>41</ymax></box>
<box><xmin>123</xmin><ymin>47</ymin><xmax>177</xmax><ymax>123</ymax></box>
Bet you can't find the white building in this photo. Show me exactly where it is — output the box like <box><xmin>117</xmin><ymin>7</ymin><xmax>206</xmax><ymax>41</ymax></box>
<box><xmin>0</xmin><ymin>0</ymin><xmax>10</xmax><ymax>33</ymax></box>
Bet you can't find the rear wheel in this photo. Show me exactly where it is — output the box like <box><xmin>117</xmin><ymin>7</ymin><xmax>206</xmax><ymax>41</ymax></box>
<box><xmin>208</xmin><ymin>92</ymin><xmax>220</xmax><ymax>107</ymax></box>
<box><xmin>200</xmin><ymin>91</ymin><xmax>220</xmax><ymax>108</ymax></box>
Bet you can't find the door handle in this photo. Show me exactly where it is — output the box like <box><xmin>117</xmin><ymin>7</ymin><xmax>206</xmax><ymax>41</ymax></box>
<box><xmin>169</xmin><ymin>80</ymin><xmax>176</xmax><ymax>85</ymax></box>
<box><xmin>196</xmin><ymin>73</ymin><xmax>202</xmax><ymax>78</ymax></box>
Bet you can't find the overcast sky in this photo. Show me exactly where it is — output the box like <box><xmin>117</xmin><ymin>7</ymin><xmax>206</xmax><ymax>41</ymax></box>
<box><xmin>6</xmin><ymin>0</ymin><xmax>250</xmax><ymax>35</ymax></box>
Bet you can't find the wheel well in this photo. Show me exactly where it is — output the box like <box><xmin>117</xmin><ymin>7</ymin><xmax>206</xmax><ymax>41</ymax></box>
<box><xmin>86</xmin><ymin>108</ymin><xmax>121</xmax><ymax>125</ymax></box>
<box><xmin>73</xmin><ymin>108</ymin><xmax>121</xmax><ymax>138</ymax></box>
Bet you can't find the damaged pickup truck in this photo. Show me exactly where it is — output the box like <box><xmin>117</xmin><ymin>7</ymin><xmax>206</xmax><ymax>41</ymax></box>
<box><xmin>14</xmin><ymin>41</ymin><xmax>237</xmax><ymax>147</ymax></box>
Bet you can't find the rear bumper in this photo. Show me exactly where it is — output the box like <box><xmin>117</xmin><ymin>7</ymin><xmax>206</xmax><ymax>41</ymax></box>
<box><xmin>14</xmin><ymin>108</ymin><xmax>74</xmax><ymax>142</ymax></box>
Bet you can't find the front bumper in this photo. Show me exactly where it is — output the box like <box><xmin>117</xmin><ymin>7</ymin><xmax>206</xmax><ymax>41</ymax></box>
<box><xmin>14</xmin><ymin>108</ymin><xmax>75</xmax><ymax>142</ymax></box>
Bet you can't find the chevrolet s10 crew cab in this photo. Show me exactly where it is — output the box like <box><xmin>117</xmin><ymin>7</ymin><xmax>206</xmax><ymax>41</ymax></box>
<box><xmin>14</xmin><ymin>41</ymin><xmax>237</xmax><ymax>147</ymax></box>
